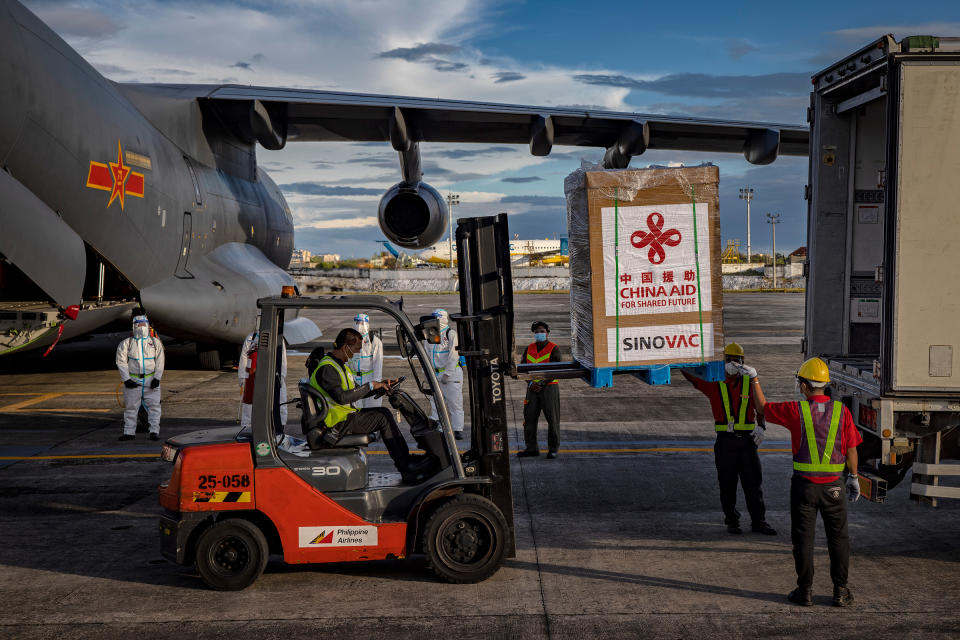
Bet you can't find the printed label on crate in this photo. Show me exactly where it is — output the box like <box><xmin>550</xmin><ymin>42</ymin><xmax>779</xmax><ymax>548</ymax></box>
<box><xmin>606</xmin><ymin>323</ymin><xmax>714</xmax><ymax>363</ymax></box>
<box><xmin>601</xmin><ymin>203</ymin><xmax>712</xmax><ymax>316</ymax></box>
<box><xmin>298</xmin><ymin>526</ymin><xmax>378</xmax><ymax>548</ymax></box>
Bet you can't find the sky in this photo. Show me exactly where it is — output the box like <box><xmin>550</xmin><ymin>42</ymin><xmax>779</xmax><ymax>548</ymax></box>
<box><xmin>24</xmin><ymin>0</ymin><xmax>960</xmax><ymax>258</ymax></box>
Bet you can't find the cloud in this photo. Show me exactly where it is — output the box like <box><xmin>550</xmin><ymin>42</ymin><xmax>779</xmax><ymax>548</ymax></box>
<box><xmin>430</xmin><ymin>146</ymin><xmax>517</xmax><ymax>159</ymax></box>
<box><xmin>230</xmin><ymin>61</ymin><xmax>253</xmax><ymax>70</ymax></box>
<box><xmin>376</xmin><ymin>42</ymin><xmax>468</xmax><ymax>72</ymax></box>
<box><xmin>500</xmin><ymin>195</ymin><xmax>565</xmax><ymax>206</ymax></box>
<box><xmin>280</xmin><ymin>182</ymin><xmax>384</xmax><ymax>196</ymax></box>
<box><xmin>32</xmin><ymin>6</ymin><xmax>124</xmax><ymax>39</ymax></box>
<box><xmin>727</xmin><ymin>38</ymin><xmax>756</xmax><ymax>60</ymax></box>
<box><xmin>573</xmin><ymin>71</ymin><xmax>810</xmax><ymax>98</ymax></box>
<box><xmin>492</xmin><ymin>71</ymin><xmax>525</xmax><ymax>83</ymax></box>
<box><xmin>376</xmin><ymin>42</ymin><xmax>462</xmax><ymax>61</ymax></box>
<box><xmin>501</xmin><ymin>176</ymin><xmax>543</xmax><ymax>183</ymax></box>
<box><xmin>829</xmin><ymin>23</ymin><xmax>960</xmax><ymax>43</ymax></box>
<box><xmin>301</xmin><ymin>216</ymin><xmax>379</xmax><ymax>230</ymax></box>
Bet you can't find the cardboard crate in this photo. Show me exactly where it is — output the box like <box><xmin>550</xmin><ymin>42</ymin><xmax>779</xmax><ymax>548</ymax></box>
<box><xmin>565</xmin><ymin>165</ymin><xmax>724</xmax><ymax>370</ymax></box>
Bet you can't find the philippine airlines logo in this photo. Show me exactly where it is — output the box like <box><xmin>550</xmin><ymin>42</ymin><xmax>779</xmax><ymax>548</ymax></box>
<box><xmin>310</xmin><ymin>530</ymin><xmax>334</xmax><ymax>545</ymax></box>
<box><xmin>631</xmin><ymin>212</ymin><xmax>681</xmax><ymax>264</ymax></box>
<box><xmin>299</xmin><ymin>526</ymin><xmax>377</xmax><ymax>548</ymax></box>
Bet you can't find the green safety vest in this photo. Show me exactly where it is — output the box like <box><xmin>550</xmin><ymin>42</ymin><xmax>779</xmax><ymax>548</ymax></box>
<box><xmin>793</xmin><ymin>400</ymin><xmax>847</xmax><ymax>474</ymax></box>
<box><xmin>715</xmin><ymin>376</ymin><xmax>754</xmax><ymax>432</ymax></box>
<box><xmin>309</xmin><ymin>355</ymin><xmax>359</xmax><ymax>429</ymax></box>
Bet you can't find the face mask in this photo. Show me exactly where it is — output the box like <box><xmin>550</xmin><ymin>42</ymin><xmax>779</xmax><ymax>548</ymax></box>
<box><xmin>794</xmin><ymin>379</ymin><xmax>805</xmax><ymax>401</ymax></box>
<box><xmin>725</xmin><ymin>362</ymin><xmax>740</xmax><ymax>376</ymax></box>
<box><xmin>133</xmin><ymin>324</ymin><xmax>150</xmax><ymax>339</ymax></box>
<box><xmin>534</xmin><ymin>332</ymin><xmax>547</xmax><ymax>342</ymax></box>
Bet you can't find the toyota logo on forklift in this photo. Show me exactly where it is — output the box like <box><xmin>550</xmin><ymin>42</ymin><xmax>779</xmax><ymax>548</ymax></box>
<box><xmin>157</xmin><ymin>215</ymin><xmax>518</xmax><ymax>590</ymax></box>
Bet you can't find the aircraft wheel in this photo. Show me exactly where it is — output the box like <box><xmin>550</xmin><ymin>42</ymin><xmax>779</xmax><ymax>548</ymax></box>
<box><xmin>197</xmin><ymin>345</ymin><xmax>221</xmax><ymax>371</ymax></box>
<box><xmin>423</xmin><ymin>494</ymin><xmax>507</xmax><ymax>584</ymax></box>
<box><xmin>195</xmin><ymin>519</ymin><xmax>268</xmax><ymax>590</ymax></box>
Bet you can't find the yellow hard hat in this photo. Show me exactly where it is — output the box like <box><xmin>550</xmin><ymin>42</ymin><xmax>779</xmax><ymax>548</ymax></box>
<box><xmin>797</xmin><ymin>357</ymin><xmax>830</xmax><ymax>383</ymax></box>
<box><xmin>723</xmin><ymin>342</ymin><xmax>745</xmax><ymax>357</ymax></box>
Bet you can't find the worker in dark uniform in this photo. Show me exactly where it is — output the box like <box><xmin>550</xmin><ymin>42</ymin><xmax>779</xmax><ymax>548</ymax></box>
<box><xmin>753</xmin><ymin>357</ymin><xmax>861</xmax><ymax>607</ymax></box>
<box><xmin>681</xmin><ymin>343</ymin><xmax>776</xmax><ymax>535</ymax></box>
<box><xmin>517</xmin><ymin>321</ymin><xmax>562</xmax><ymax>459</ymax></box>
<box><xmin>309</xmin><ymin>328</ymin><xmax>428</xmax><ymax>483</ymax></box>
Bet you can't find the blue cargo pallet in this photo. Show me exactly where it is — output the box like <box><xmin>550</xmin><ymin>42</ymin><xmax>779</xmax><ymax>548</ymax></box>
<box><xmin>587</xmin><ymin>359</ymin><xmax>724</xmax><ymax>388</ymax></box>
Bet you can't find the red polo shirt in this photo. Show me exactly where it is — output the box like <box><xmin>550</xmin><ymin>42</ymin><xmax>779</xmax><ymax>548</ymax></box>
<box><xmin>763</xmin><ymin>395</ymin><xmax>863</xmax><ymax>483</ymax></box>
<box><xmin>681</xmin><ymin>370</ymin><xmax>758</xmax><ymax>426</ymax></box>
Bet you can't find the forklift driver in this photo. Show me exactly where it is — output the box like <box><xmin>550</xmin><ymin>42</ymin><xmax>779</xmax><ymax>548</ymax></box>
<box><xmin>309</xmin><ymin>328</ymin><xmax>429</xmax><ymax>483</ymax></box>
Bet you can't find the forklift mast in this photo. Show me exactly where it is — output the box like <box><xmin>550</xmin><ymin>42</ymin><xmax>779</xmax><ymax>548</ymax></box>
<box><xmin>454</xmin><ymin>214</ymin><xmax>516</xmax><ymax>555</ymax></box>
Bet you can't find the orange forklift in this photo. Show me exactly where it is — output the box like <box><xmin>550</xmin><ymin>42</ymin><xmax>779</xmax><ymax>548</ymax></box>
<box><xmin>158</xmin><ymin>215</ymin><xmax>521</xmax><ymax>589</ymax></box>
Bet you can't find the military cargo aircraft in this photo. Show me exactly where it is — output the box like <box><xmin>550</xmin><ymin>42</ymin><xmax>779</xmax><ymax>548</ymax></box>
<box><xmin>0</xmin><ymin>0</ymin><xmax>808</xmax><ymax>368</ymax></box>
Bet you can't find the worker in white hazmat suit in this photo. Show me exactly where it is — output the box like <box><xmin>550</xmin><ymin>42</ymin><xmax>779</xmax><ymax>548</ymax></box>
<box><xmin>116</xmin><ymin>313</ymin><xmax>165</xmax><ymax>441</ymax></box>
<box><xmin>424</xmin><ymin>308</ymin><xmax>464</xmax><ymax>439</ymax></box>
<box><xmin>238</xmin><ymin>325</ymin><xmax>288</xmax><ymax>431</ymax></box>
<box><xmin>353</xmin><ymin>313</ymin><xmax>384</xmax><ymax>409</ymax></box>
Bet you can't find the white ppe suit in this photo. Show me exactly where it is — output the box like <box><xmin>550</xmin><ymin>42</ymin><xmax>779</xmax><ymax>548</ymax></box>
<box><xmin>116</xmin><ymin>323</ymin><xmax>164</xmax><ymax>436</ymax></box>
<box><xmin>238</xmin><ymin>331</ymin><xmax>288</xmax><ymax>429</ymax></box>
<box><xmin>353</xmin><ymin>313</ymin><xmax>384</xmax><ymax>409</ymax></box>
<box><xmin>424</xmin><ymin>309</ymin><xmax>464</xmax><ymax>433</ymax></box>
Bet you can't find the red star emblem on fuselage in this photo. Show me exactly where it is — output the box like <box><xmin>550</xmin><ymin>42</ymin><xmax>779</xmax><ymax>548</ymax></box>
<box><xmin>107</xmin><ymin>141</ymin><xmax>131</xmax><ymax>210</ymax></box>
<box><xmin>85</xmin><ymin>140</ymin><xmax>145</xmax><ymax>210</ymax></box>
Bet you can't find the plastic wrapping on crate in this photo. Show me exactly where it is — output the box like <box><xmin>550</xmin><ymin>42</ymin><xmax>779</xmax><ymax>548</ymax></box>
<box><xmin>564</xmin><ymin>164</ymin><xmax>724</xmax><ymax>370</ymax></box>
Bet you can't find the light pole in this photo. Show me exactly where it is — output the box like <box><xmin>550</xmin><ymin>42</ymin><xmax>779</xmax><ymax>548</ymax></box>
<box><xmin>739</xmin><ymin>187</ymin><xmax>754</xmax><ymax>264</ymax></box>
<box><xmin>766</xmin><ymin>213</ymin><xmax>781</xmax><ymax>289</ymax></box>
<box><xmin>446</xmin><ymin>193</ymin><xmax>460</xmax><ymax>273</ymax></box>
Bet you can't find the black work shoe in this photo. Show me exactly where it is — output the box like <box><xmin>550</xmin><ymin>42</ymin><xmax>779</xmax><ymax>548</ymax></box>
<box><xmin>751</xmin><ymin>522</ymin><xmax>777</xmax><ymax>535</ymax></box>
<box><xmin>517</xmin><ymin>449</ymin><xmax>539</xmax><ymax>458</ymax></box>
<box><xmin>454</xmin><ymin>431</ymin><xmax>463</xmax><ymax>440</ymax></box>
<box><xmin>787</xmin><ymin>587</ymin><xmax>814</xmax><ymax>607</ymax></box>
<box><xmin>118</xmin><ymin>434</ymin><xmax>134</xmax><ymax>441</ymax></box>
<box><xmin>546</xmin><ymin>451</ymin><xmax>558</xmax><ymax>459</ymax></box>
<box><xmin>148</xmin><ymin>433</ymin><xmax>159</xmax><ymax>441</ymax></box>
<box><xmin>833</xmin><ymin>585</ymin><xmax>854</xmax><ymax>607</ymax></box>
<box><xmin>726</xmin><ymin>524</ymin><xmax>742</xmax><ymax>534</ymax></box>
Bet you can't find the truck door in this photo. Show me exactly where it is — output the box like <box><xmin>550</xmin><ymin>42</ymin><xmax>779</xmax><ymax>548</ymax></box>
<box><xmin>885</xmin><ymin>59</ymin><xmax>960</xmax><ymax>392</ymax></box>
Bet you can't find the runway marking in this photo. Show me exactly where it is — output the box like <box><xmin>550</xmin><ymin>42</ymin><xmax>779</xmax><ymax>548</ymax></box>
<box><xmin>0</xmin><ymin>447</ymin><xmax>792</xmax><ymax>462</ymax></box>
<box><xmin>0</xmin><ymin>392</ymin><xmax>115</xmax><ymax>396</ymax></box>
<box><xmin>0</xmin><ymin>453</ymin><xmax>161</xmax><ymax>460</ymax></box>
<box><xmin>0</xmin><ymin>393</ymin><xmax>64</xmax><ymax>412</ymax></box>
<box><xmin>0</xmin><ymin>391</ymin><xmax>116</xmax><ymax>413</ymax></box>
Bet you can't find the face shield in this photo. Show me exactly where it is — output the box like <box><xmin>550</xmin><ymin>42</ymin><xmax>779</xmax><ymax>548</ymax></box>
<box><xmin>132</xmin><ymin>315</ymin><xmax>150</xmax><ymax>339</ymax></box>
<box><xmin>353</xmin><ymin>313</ymin><xmax>370</xmax><ymax>337</ymax></box>
<box><xmin>432</xmin><ymin>308</ymin><xmax>449</xmax><ymax>330</ymax></box>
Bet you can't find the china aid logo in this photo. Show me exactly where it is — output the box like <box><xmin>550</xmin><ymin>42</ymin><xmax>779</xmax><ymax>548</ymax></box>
<box><xmin>630</xmin><ymin>212</ymin><xmax>681</xmax><ymax>264</ymax></box>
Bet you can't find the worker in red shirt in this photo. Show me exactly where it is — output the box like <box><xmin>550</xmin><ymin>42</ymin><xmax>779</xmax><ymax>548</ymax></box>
<box><xmin>753</xmin><ymin>357</ymin><xmax>862</xmax><ymax>608</ymax></box>
<box><xmin>682</xmin><ymin>343</ymin><xmax>775</xmax><ymax>536</ymax></box>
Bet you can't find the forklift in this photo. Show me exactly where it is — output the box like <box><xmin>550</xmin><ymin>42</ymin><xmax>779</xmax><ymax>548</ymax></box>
<box><xmin>157</xmin><ymin>215</ymin><xmax>522</xmax><ymax>590</ymax></box>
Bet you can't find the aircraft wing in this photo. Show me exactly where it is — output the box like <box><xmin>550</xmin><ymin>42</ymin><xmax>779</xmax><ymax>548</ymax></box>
<box><xmin>150</xmin><ymin>84</ymin><xmax>809</xmax><ymax>164</ymax></box>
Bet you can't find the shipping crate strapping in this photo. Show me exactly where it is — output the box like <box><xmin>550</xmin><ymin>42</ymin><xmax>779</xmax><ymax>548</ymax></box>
<box><xmin>565</xmin><ymin>164</ymin><xmax>724</xmax><ymax>370</ymax></box>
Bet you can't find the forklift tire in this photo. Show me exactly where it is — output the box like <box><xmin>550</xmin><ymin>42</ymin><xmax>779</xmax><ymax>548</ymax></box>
<box><xmin>422</xmin><ymin>494</ymin><xmax>508</xmax><ymax>584</ymax></box>
<box><xmin>194</xmin><ymin>518</ymin><xmax>269</xmax><ymax>591</ymax></box>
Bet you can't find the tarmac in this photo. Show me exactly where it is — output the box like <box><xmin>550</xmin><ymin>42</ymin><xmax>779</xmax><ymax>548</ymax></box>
<box><xmin>1</xmin><ymin>292</ymin><xmax>958</xmax><ymax>639</ymax></box>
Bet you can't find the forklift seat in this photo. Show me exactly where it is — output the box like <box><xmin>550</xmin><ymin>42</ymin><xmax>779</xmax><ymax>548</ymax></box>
<box><xmin>298</xmin><ymin>381</ymin><xmax>376</xmax><ymax>450</ymax></box>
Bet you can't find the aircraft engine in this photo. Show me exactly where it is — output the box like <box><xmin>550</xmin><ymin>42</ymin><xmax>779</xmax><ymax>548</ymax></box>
<box><xmin>377</xmin><ymin>182</ymin><xmax>448</xmax><ymax>249</ymax></box>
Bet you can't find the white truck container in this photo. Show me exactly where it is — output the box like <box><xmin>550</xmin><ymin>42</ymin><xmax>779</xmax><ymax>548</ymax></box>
<box><xmin>805</xmin><ymin>35</ymin><xmax>960</xmax><ymax>504</ymax></box>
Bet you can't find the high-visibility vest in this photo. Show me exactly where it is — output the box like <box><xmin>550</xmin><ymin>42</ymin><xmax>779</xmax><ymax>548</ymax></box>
<box><xmin>526</xmin><ymin>341</ymin><xmax>558</xmax><ymax>385</ymax></box>
<box><xmin>715</xmin><ymin>376</ymin><xmax>754</xmax><ymax>432</ymax></box>
<box><xmin>793</xmin><ymin>400</ymin><xmax>847</xmax><ymax>476</ymax></box>
<box><xmin>309</xmin><ymin>355</ymin><xmax>359</xmax><ymax>429</ymax></box>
